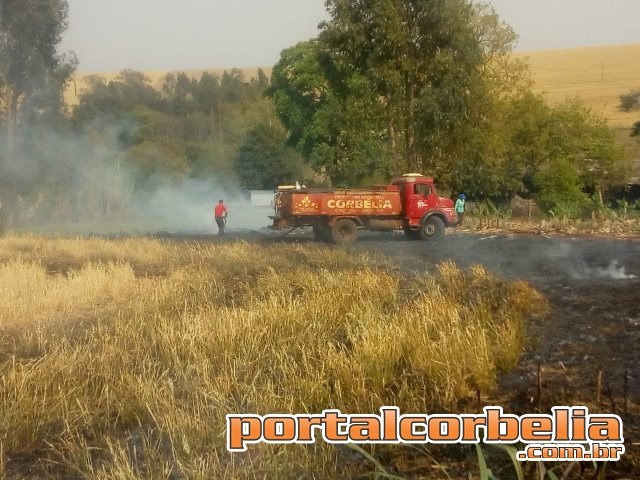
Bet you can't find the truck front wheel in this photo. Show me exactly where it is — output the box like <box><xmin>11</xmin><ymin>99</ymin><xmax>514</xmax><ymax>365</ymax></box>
<box><xmin>419</xmin><ymin>216</ymin><xmax>445</xmax><ymax>241</ymax></box>
<box><xmin>331</xmin><ymin>219</ymin><xmax>358</xmax><ymax>245</ymax></box>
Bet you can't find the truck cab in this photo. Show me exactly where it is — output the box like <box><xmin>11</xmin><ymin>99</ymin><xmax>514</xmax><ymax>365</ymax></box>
<box><xmin>391</xmin><ymin>174</ymin><xmax>457</xmax><ymax>239</ymax></box>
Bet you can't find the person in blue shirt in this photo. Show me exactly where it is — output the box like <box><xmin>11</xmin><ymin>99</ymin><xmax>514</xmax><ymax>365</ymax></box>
<box><xmin>455</xmin><ymin>194</ymin><xmax>466</xmax><ymax>227</ymax></box>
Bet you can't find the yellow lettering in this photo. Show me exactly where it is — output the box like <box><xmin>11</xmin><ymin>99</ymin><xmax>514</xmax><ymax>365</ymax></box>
<box><xmin>328</xmin><ymin>197</ymin><xmax>393</xmax><ymax>210</ymax></box>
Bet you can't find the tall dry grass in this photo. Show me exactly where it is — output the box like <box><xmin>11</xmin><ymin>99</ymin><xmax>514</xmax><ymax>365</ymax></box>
<box><xmin>0</xmin><ymin>235</ymin><xmax>547</xmax><ymax>479</ymax></box>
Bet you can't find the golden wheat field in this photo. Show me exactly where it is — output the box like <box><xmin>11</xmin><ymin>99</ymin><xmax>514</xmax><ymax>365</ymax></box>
<box><xmin>515</xmin><ymin>43</ymin><xmax>640</xmax><ymax>128</ymax></box>
<box><xmin>0</xmin><ymin>235</ymin><xmax>548</xmax><ymax>479</ymax></box>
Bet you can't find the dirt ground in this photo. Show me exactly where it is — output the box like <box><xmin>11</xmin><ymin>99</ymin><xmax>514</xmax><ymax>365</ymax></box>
<box><xmin>163</xmin><ymin>228</ymin><xmax>639</xmax><ymax>476</ymax></box>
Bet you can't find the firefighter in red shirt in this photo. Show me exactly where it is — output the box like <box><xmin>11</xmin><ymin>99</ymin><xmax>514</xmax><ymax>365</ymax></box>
<box><xmin>214</xmin><ymin>199</ymin><xmax>228</xmax><ymax>235</ymax></box>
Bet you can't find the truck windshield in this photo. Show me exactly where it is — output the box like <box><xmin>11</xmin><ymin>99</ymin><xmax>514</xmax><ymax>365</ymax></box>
<box><xmin>414</xmin><ymin>184</ymin><xmax>431</xmax><ymax>195</ymax></box>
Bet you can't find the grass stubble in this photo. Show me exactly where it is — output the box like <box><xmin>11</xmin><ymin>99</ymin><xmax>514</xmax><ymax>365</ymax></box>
<box><xmin>0</xmin><ymin>235</ymin><xmax>548</xmax><ymax>479</ymax></box>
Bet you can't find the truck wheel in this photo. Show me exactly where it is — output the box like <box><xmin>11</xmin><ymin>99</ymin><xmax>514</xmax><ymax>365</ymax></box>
<box><xmin>313</xmin><ymin>225</ymin><xmax>331</xmax><ymax>242</ymax></box>
<box><xmin>419</xmin><ymin>215</ymin><xmax>445</xmax><ymax>241</ymax></box>
<box><xmin>331</xmin><ymin>219</ymin><xmax>358</xmax><ymax>245</ymax></box>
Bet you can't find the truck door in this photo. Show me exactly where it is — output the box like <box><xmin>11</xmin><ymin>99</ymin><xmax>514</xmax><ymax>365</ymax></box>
<box><xmin>406</xmin><ymin>182</ymin><xmax>437</xmax><ymax>222</ymax></box>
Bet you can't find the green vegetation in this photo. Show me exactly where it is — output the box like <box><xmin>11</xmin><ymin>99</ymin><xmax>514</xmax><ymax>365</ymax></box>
<box><xmin>234</xmin><ymin>123</ymin><xmax>307</xmax><ymax>189</ymax></box>
<box><xmin>0</xmin><ymin>235</ymin><xmax>548</xmax><ymax>478</ymax></box>
<box><xmin>621</xmin><ymin>89</ymin><xmax>640</xmax><ymax>138</ymax></box>
<box><xmin>0</xmin><ymin>0</ymin><xmax>77</xmax><ymax>138</ymax></box>
<box><xmin>0</xmin><ymin>2</ymin><xmax>306</xmax><ymax>227</ymax></box>
<box><xmin>0</xmin><ymin>0</ymin><xmax>636</xmax><ymax>227</ymax></box>
<box><xmin>0</xmin><ymin>63</ymin><xmax>308</xmax><ymax>225</ymax></box>
<box><xmin>266</xmin><ymin>0</ymin><xmax>631</xmax><ymax>212</ymax></box>
<box><xmin>619</xmin><ymin>88</ymin><xmax>640</xmax><ymax>112</ymax></box>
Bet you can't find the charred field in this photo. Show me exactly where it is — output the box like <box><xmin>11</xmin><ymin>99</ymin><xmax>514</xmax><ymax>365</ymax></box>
<box><xmin>347</xmin><ymin>231</ymin><xmax>640</xmax><ymax>477</ymax></box>
<box><xmin>186</xmin><ymin>229</ymin><xmax>640</xmax><ymax>476</ymax></box>
<box><xmin>0</xmin><ymin>230</ymin><xmax>638</xmax><ymax>479</ymax></box>
<box><xmin>357</xmin><ymin>232</ymin><xmax>640</xmax><ymax>403</ymax></box>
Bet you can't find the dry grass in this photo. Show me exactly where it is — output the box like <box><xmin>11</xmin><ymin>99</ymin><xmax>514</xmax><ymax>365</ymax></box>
<box><xmin>463</xmin><ymin>214</ymin><xmax>640</xmax><ymax>237</ymax></box>
<box><xmin>0</xmin><ymin>235</ymin><xmax>547</xmax><ymax>479</ymax></box>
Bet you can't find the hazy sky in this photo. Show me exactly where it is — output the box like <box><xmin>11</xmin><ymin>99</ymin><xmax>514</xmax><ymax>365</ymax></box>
<box><xmin>60</xmin><ymin>0</ymin><xmax>640</xmax><ymax>72</ymax></box>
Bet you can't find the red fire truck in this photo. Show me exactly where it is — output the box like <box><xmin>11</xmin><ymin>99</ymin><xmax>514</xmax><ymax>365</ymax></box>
<box><xmin>270</xmin><ymin>174</ymin><xmax>457</xmax><ymax>244</ymax></box>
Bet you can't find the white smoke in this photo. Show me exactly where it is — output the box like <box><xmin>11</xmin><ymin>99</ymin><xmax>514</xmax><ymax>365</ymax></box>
<box><xmin>1</xmin><ymin>118</ymin><xmax>279</xmax><ymax>235</ymax></box>
<box><xmin>595</xmin><ymin>260</ymin><xmax>637</xmax><ymax>280</ymax></box>
<box><xmin>570</xmin><ymin>259</ymin><xmax>637</xmax><ymax>280</ymax></box>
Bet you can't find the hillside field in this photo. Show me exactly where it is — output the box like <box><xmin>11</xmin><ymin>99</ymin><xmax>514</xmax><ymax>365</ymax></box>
<box><xmin>515</xmin><ymin>43</ymin><xmax>640</xmax><ymax>128</ymax></box>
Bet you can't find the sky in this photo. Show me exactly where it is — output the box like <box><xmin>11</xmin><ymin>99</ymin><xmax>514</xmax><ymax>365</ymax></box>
<box><xmin>60</xmin><ymin>0</ymin><xmax>640</xmax><ymax>73</ymax></box>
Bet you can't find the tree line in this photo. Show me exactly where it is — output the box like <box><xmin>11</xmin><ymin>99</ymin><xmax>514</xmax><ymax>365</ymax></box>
<box><xmin>1</xmin><ymin>0</ymin><xmax>637</xmax><ymax>229</ymax></box>
<box><xmin>0</xmin><ymin>0</ymin><xmax>307</xmax><ymax>226</ymax></box>
<box><xmin>267</xmin><ymin>0</ymin><xmax>633</xmax><ymax>214</ymax></box>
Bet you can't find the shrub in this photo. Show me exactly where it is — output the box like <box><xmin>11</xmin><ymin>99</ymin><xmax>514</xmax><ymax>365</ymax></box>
<box><xmin>533</xmin><ymin>158</ymin><xmax>590</xmax><ymax>217</ymax></box>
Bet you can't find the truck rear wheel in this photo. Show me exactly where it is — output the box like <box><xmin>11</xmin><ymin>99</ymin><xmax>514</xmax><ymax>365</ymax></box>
<box><xmin>331</xmin><ymin>219</ymin><xmax>358</xmax><ymax>245</ymax></box>
<box><xmin>419</xmin><ymin>215</ymin><xmax>445</xmax><ymax>241</ymax></box>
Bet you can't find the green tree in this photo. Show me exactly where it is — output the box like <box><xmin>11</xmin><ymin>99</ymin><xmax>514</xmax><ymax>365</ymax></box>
<box><xmin>162</xmin><ymin>72</ymin><xmax>198</xmax><ymax>116</ymax></box>
<box><xmin>234</xmin><ymin>124</ymin><xmax>306</xmax><ymax>189</ymax></box>
<box><xmin>74</xmin><ymin>70</ymin><xmax>161</xmax><ymax>124</ymax></box>
<box><xmin>319</xmin><ymin>0</ymin><xmax>519</xmax><ymax>174</ymax></box>
<box><xmin>0</xmin><ymin>0</ymin><xmax>76</xmax><ymax>229</ymax></box>
<box><xmin>0</xmin><ymin>0</ymin><xmax>76</xmax><ymax>146</ymax></box>
<box><xmin>268</xmin><ymin>40</ymin><xmax>390</xmax><ymax>185</ymax></box>
<box><xmin>503</xmin><ymin>96</ymin><xmax>626</xmax><ymax>208</ymax></box>
<box><xmin>438</xmin><ymin>2</ymin><xmax>534</xmax><ymax>197</ymax></box>
<box><xmin>125</xmin><ymin>139</ymin><xmax>191</xmax><ymax>191</ymax></box>
<box><xmin>269</xmin><ymin>1</ymin><xmax>527</xmax><ymax>187</ymax></box>
<box><xmin>533</xmin><ymin>158</ymin><xmax>590</xmax><ymax>216</ymax></box>
<box><xmin>268</xmin><ymin>41</ymin><xmax>329</xmax><ymax>158</ymax></box>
